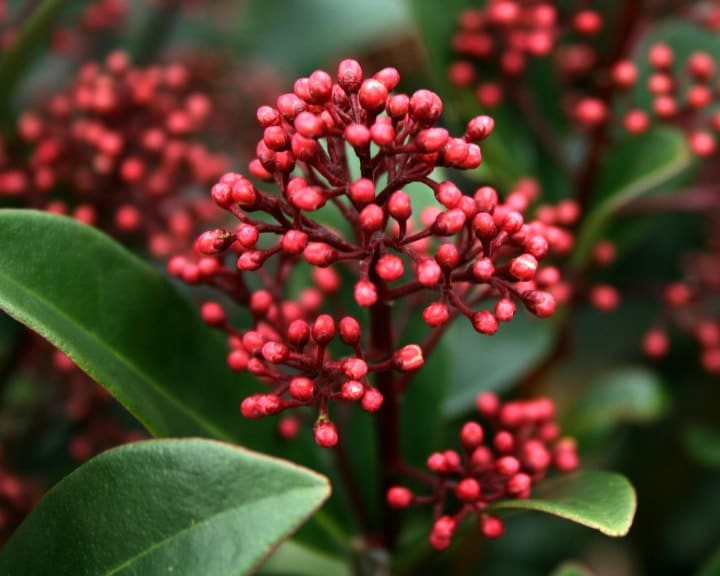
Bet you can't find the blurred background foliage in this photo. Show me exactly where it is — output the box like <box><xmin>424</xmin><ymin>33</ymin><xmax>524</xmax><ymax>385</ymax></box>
<box><xmin>0</xmin><ymin>1</ymin><xmax>719</xmax><ymax>575</ymax></box>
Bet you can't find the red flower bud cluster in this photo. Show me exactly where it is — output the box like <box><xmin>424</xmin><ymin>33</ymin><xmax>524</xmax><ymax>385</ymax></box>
<box><xmin>641</xmin><ymin>266</ymin><xmax>720</xmax><ymax>374</ymax></box>
<box><xmin>51</xmin><ymin>0</ymin><xmax>129</xmax><ymax>57</ymax></box>
<box><xmin>0</xmin><ymin>51</ymin><xmax>228</xmax><ymax>257</ymax></box>
<box><xmin>172</xmin><ymin>59</ymin><xmax>574</xmax><ymax>446</ymax></box>
<box><xmin>450</xmin><ymin>3</ymin><xmax>720</xmax><ymax>160</ymax></box>
<box><xmin>449</xmin><ymin>2</ymin><xmax>604</xmax><ymax>108</ymax></box>
<box><xmin>614</xmin><ymin>45</ymin><xmax>720</xmax><ymax>158</ymax></box>
<box><xmin>387</xmin><ymin>392</ymin><xmax>578</xmax><ymax>550</ymax></box>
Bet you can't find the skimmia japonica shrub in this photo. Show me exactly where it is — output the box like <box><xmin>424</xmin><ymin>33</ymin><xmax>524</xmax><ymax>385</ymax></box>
<box><xmin>19</xmin><ymin>1</ymin><xmax>720</xmax><ymax>573</ymax></box>
<box><xmin>169</xmin><ymin>58</ymin><xmax>581</xmax><ymax>547</ymax></box>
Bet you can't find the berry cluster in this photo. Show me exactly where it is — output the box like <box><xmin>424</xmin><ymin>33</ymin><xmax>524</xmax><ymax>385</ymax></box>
<box><xmin>612</xmin><ymin>44</ymin><xmax>720</xmax><ymax>157</ymax></box>
<box><xmin>0</xmin><ymin>51</ymin><xmax>227</xmax><ymax>257</ymax></box>
<box><xmin>387</xmin><ymin>392</ymin><xmax>578</xmax><ymax>550</ymax></box>
<box><xmin>172</xmin><ymin>58</ymin><xmax>575</xmax><ymax>447</ymax></box>
<box><xmin>450</xmin><ymin>2</ymin><xmax>720</xmax><ymax>159</ymax></box>
<box><xmin>449</xmin><ymin>2</ymin><xmax>608</xmax><ymax>108</ymax></box>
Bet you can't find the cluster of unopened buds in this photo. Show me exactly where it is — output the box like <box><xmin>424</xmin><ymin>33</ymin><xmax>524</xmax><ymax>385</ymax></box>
<box><xmin>387</xmin><ymin>392</ymin><xmax>579</xmax><ymax>550</ymax></box>
<box><xmin>450</xmin><ymin>1</ymin><xmax>720</xmax><ymax>158</ymax></box>
<box><xmin>0</xmin><ymin>50</ymin><xmax>227</xmax><ymax>257</ymax></box>
<box><xmin>51</xmin><ymin>0</ymin><xmax>128</xmax><ymax>56</ymax></box>
<box><xmin>170</xmin><ymin>58</ymin><xmax>576</xmax><ymax>447</ymax></box>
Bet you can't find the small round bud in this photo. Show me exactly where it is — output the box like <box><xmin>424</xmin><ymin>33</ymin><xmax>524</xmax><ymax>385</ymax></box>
<box><xmin>354</xmin><ymin>280</ymin><xmax>378</xmax><ymax>307</ymax></box>
<box><xmin>393</xmin><ymin>344</ymin><xmax>424</xmax><ymax>371</ymax></box>
<box><xmin>472</xmin><ymin>311</ymin><xmax>498</xmax><ymax>335</ymax></box>
<box><xmin>289</xmin><ymin>377</ymin><xmax>315</xmax><ymax>401</ymax></box>
<box><xmin>460</xmin><ymin>421</ymin><xmax>484</xmax><ymax>448</ymax></box>
<box><xmin>361</xmin><ymin>388</ymin><xmax>384</xmax><ymax>411</ymax></box>
<box><xmin>314</xmin><ymin>420</ymin><xmax>339</xmax><ymax>447</ymax></box>
<box><xmin>455</xmin><ymin>478</ymin><xmax>481</xmax><ymax>502</ymax></box>
<box><xmin>312</xmin><ymin>314</ymin><xmax>336</xmax><ymax>344</ymax></box>
<box><xmin>480</xmin><ymin>515</ymin><xmax>504</xmax><ymax>539</ymax></box>
<box><xmin>423</xmin><ymin>302</ymin><xmax>450</xmax><ymax>327</ymax></box>
<box><xmin>387</xmin><ymin>486</ymin><xmax>413</xmax><ymax>508</ymax></box>
<box><xmin>522</xmin><ymin>291</ymin><xmax>556</xmax><ymax>317</ymax></box>
<box><xmin>201</xmin><ymin>302</ymin><xmax>226</xmax><ymax>326</ymax></box>
<box><xmin>339</xmin><ymin>316</ymin><xmax>361</xmax><ymax>345</ymax></box>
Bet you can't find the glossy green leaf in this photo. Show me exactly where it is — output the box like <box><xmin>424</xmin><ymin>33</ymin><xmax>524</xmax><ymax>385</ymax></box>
<box><xmin>567</xmin><ymin>366</ymin><xmax>668</xmax><ymax>436</ymax></box>
<box><xmin>0</xmin><ymin>209</ymin><xmax>266</xmax><ymax>444</ymax></box>
<box><xmin>550</xmin><ymin>561</ymin><xmax>596</xmax><ymax>576</ymax></box>
<box><xmin>443</xmin><ymin>314</ymin><xmax>554</xmax><ymax>417</ymax></box>
<box><xmin>258</xmin><ymin>541</ymin><xmax>350</xmax><ymax>576</ymax></box>
<box><xmin>491</xmin><ymin>471</ymin><xmax>636</xmax><ymax>537</ymax></box>
<box><xmin>684</xmin><ymin>424</ymin><xmax>720</xmax><ymax>468</ymax></box>
<box><xmin>572</xmin><ymin>127</ymin><xmax>692</xmax><ymax>268</ymax></box>
<box><xmin>0</xmin><ymin>439</ymin><xmax>330</xmax><ymax>576</ymax></box>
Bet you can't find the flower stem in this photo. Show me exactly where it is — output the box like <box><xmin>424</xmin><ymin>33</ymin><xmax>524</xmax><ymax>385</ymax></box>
<box><xmin>370</xmin><ymin>298</ymin><xmax>400</xmax><ymax>550</ymax></box>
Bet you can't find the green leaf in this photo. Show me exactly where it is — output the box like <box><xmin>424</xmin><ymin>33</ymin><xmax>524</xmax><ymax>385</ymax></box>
<box><xmin>443</xmin><ymin>314</ymin><xmax>554</xmax><ymax>417</ymax></box>
<box><xmin>490</xmin><ymin>471</ymin><xmax>636</xmax><ymax>537</ymax></box>
<box><xmin>567</xmin><ymin>366</ymin><xmax>668</xmax><ymax>437</ymax></box>
<box><xmin>697</xmin><ymin>547</ymin><xmax>720</xmax><ymax>576</ymax></box>
<box><xmin>684</xmin><ymin>424</ymin><xmax>720</xmax><ymax>468</ymax></box>
<box><xmin>572</xmin><ymin>127</ymin><xmax>692</xmax><ymax>268</ymax></box>
<box><xmin>550</xmin><ymin>561</ymin><xmax>596</xmax><ymax>576</ymax></box>
<box><xmin>258</xmin><ymin>540</ymin><xmax>350</xmax><ymax>576</ymax></box>
<box><xmin>0</xmin><ymin>0</ymin><xmax>70</xmax><ymax>112</ymax></box>
<box><xmin>0</xmin><ymin>209</ymin><xmax>267</xmax><ymax>444</ymax></box>
<box><xmin>0</xmin><ymin>439</ymin><xmax>330</xmax><ymax>576</ymax></box>
<box><xmin>243</xmin><ymin>0</ymin><xmax>410</xmax><ymax>74</ymax></box>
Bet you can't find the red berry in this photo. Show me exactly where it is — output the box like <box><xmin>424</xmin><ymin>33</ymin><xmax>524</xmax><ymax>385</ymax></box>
<box><xmin>472</xmin><ymin>311</ymin><xmax>498</xmax><ymax>335</ymax></box>
<box><xmin>354</xmin><ymin>280</ymin><xmax>378</xmax><ymax>307</ymax></box>
<box><xmin>393</xmin><ymin>344</ymin><xmax>424</xmax><ymax>371</ymax></box>
<box><xmin>361</xmin><ymin>388</ymin><xmax>384</xmax><ymax>411</ymax></box>
<box><xmin>314</xmin><ymin>420</ymin><xmax>339</xmax><ymax>447</ymax></box>
<box><xmin>460</xmin><ymin>421</ymin><xmax>484</xmax><ymax>448</ymax></box>
<box><xmin>455</xmin><ymin>477</ymin><xmax>481</xmax><ymax>502</ymax></box>
<box><xmin>289</xmin><ymin>377</ymin><xmax>315</xmax><ymax>401</ymax></box>
<box><xmin>423</xmin><ymin>302</ymin><xmax>450</xmax><ymax>327</ymax></box>
<box><xmin>387</xmin><ymin>486</ymin><xmax>413</xmax><ymax>508</ymax></box>
<box><xmin>201</xmin><ymin>302</ymin><xmax>226</xmax><ymax>326</ymax></box>
<box><xmin>480</xmin><ymin>515</ymin><xmax>504</xmax><ymax>539</ymax></box>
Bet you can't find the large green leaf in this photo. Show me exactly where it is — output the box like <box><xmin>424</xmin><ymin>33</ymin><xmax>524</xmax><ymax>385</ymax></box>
<box><xmin>443</xmin><ymin>314</ymin><xmax>555</xmax><ymax>417</ymax></box>
<box><xmin>0</xmin><ymin>209</ymin><xmax>265</xmax><ymax>444</ymax></box>
<box><xmin>566</xmin><ymin>366</ymin><xmax>668</xmax><ymax>437</ymax></box>
<box><xmin>0</xmin><ymin>439</ymin><xmax>330</xmax><ymax>576</ymax></box>
<box><xmin>491</xmin><ymin>471</ymin><xmax>636</xmax><ymax>537</ymax></box>
<box><xmin>572</xmin><ymin>127</ymin><xmax>692</xmax><ymax>268</ymax></box>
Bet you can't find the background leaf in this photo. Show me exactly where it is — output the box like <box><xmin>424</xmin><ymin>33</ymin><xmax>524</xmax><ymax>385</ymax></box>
<box><xmin>572</xmin><ymin>127</ymin><xmax>692</xmax><ymax>268</ymax></box>
<box><xmin>491</xmin><ymin>471</ymin><xmax>637</xmax><ymax>537</ymax></box>
<box><xmin>0</xmin><ymin>439</ymin><xmax>330</xmax><ymax>576</ymax></box>
<box><xmin>684</xmin><ymin>424</ymin><xmax>720</xmax><ymax>468</ymax></box>
<box><xmin>565</xmin><ymin>366</ymin><xmax>668</xmax><ymax>437</ymax></box>
<box><xmin>443</xmin><ymin>314</ymin><xmax>555</xmax><ymax>417</ymax></box>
